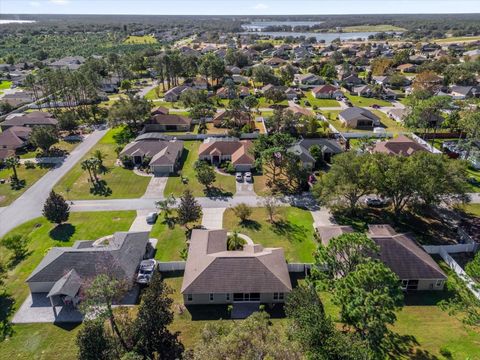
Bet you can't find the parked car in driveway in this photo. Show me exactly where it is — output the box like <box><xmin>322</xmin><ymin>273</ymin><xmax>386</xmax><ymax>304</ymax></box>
<box><xmin>244</xmin><ymin>172</ymin><xmax>252</xmax><ymax>182</ymax></box>
<box><xmin>136</xmin><ymin>259</ymin><xmax>157</xmax><ymax>284</ymax></box>
<box><xmin>146</xmin><ymin>212</ymin><xmax>158</xmax><ymax>224</ymax></box>
<box><xmin>236</xmin><ymin>172</ymin><xmax>243</xmax><ymax>182</ymax></box>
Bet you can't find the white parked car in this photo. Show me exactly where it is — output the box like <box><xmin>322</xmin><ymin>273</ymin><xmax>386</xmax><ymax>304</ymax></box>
<box><xmin>244</xmin><ymin>172</ymin><xmax>253</xmax><ymax>182</ymax></box>
<box><xmin>236</xmin><ymin>172</ymin><xmax>243</xmax><ymax>182</ymax></box>
<box><xmin>373</xmin><ymin>127</ymin><xmax>386</xmax><ymax>134</ymax></box>
<box><xmin>136</xmin><ymin>259</ymin><xmax>157</xmax><ymax>284</ymax></box>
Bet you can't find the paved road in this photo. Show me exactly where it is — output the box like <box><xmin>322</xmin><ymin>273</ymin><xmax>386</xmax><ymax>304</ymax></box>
<box><xmin>0</xmin><ymin>129</ymin><xmax>108</xmax><ymax>237</ymax></box>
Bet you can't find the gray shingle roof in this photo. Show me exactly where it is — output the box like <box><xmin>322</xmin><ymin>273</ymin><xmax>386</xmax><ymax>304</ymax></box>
<box><xmin>27</xmin><ymin>232</ymin><xmax>149</xmax><ymax>284</ymax></box>
<box><xmin>47</xmin><ymin>269</ymin><xmax>82</xmax><ymax>298</ymax></box>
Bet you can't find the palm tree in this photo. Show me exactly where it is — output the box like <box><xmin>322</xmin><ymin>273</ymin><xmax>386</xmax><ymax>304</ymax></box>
<box><xmin>93</xmin><ymin>150</ymin><xmax>107</xmax><ymax>174</ymax></box>
<box><xmin>227</xmin><ymin>231</ymin><xmax>245</xmax><ymax>251</ymax></box>
<box><xmin>81</xmin><ymin>159</ymin><xmax>94</xmax><ymax>184</ymax></box>
<box><xmin>5</xmin><ymin>156</ymin><xmax>20</xmax><ymax>181</ymax></box>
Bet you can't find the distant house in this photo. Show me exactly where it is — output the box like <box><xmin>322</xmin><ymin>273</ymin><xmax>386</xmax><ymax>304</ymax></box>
<box><xmin>343</xmin><ymin>74</ymin><xmax>363</xmax><ymax>87</ymax></box>
<box><xmin>0</xmin><ymin>126</ymin><xmax>31</xmax><ymax>151</ymax></box>
<box><xmin>463</xmin><ymin>49</ymin><xmax>480</xmax><ymax>61</ymax></box>
<box><xmin>387</xmin><ymin>108</ymin><xmax>409</xmax><ymax>123</ymax></box>
<box><xmin>0</xmin><ymin>91</ymin><xmax>35</xmax><ymax>108</ymax></box>
<box><xmin>294</xmin><ymin>73</ymin><xmax>325</xmax><ymax>88</ymax></box>
<box><xmin>296</xmin><ymin>138</ymin><xmax>343</xmax><ymax>163</ymax></box>
<box><xmin>198</xmin><ymin>137</ymin><xmax>255</xmax><ymax>171</ymax></box>
<box><xmin>191</xmin><ymin>77</ymin><xmax>208</xmax><ymax>90</ymax></box>
<box><xmin>120</xmin><ymin>139</ymin><xmax>183</xmax><ymax>175</ymax></box>
<box><xmin>288</xmin><ymin>105</ymin><xmax>315</xmax><ymax>118</ymax></box>
<box><xmin>48</xmin><ymin>56</ymin><xmax>85</xmax><ymax>71</ymax></box>
<box><xmin>285</xmin><ymin>87</ymin><xmax>299</xmax><ymax>100</ymax></box>
<box><xmin>212</xmin><ymin>110</ymin><xmax>253</xmax><ymax>128</ymax></box>
<box><xmin>164</xmin><ymin>86</ymin><xmax>189</xmax><ymax>102</ymax></box>
<box><xmin>372</xmin><ymin>76</ymin><xmax>390</xmax><ymax>86</ymax></box>
<box><xmin>232</xmin><ymin>75</ymin><xmax>249</xmax><ymax>84</ymax></box>
<box><xmin>181</xmin><ymin>229</ymin><xmax>292</xmax><ymax>305</ymax></box>
<box><xmin>312</xmin><ymin>84</ymin><xmax>343</xmax><ymax>99</ymax></box>
<box><xmin>264</xmin><ymin>57</ymin><xmax>287</xmax><ymax>68</ymax></box>
<box><xmin>1</xmin><ymin>112</ymin><xmax>57</xmax><ymax>131</ymax></box>
<box><xmin>352</xmin><ymin>85</ymin><xmax>373</xmax><ymax>97</ymax></box>
<box><xmin>216</xmin><ymin>86</ymin><xmax>236</xmax><ymax>99</ymax></box>
<box><xmin>238</xmin><ymin>86</ymin><xmax>250</xmax><ymax>98</ymax></box>
<box><xmin>151</xmin><ymin>106</ymin><xmax>169</xmax><ymax>116</ymax></box>
<box><xmin>143</xmin><ymin>114</ymin><xmax>192</xmax><ymax>132</ymax></box>
<box><xmin>372</xmin><ymin>135</ymin><xmax>428</xmax><ymax>156</ymax></box>
<box><xmin>101</xmin><ymin>76</ymin><xmax>121</xmax><ymax>93</ymax></box>
<box><xmin>396</xmin><ymin>63</ymin><xmax>417</xmax><ymax>73</ymax></box>
<box><xmin>450</xmin><ymin>85</ymin><xmax>478</xmax><ymax>100</ymax></box>
<box><xmin>315</xmin><ymin>225</ymin><xmax>354</xmax><ymax>246</ymax></box>
<box><xmin>368</xmin><ymin>225</ymin><xmax>447</xmax><ymax>291</ymax></box>
<box><xmin>226</xmin><ymin>66</ymin><xmax>242</xmax><ymax>75</ymax></box>
<box><xmin>26</xmin><ymin>232</ymin><xmax>150</xmax><ymax>313</ymax></box>
<box><xmin>338</xmin><ymin>107</ymin><xmax>380</xmax><ymax>128</ymax></box>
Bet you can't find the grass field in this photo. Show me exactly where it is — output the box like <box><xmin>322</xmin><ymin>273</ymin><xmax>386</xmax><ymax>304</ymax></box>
<box><xmin>222</xmin><ymin>207</ymin><xmax>316</xmax><ymax>263</ymax></box>
<box><xmin>151</xmin><ymin>211</ymin><xmax>201</xmax><ymax>262</ymax></box>
<box><xmin>54</xmin><ymin>128</ymin><xmax>151</xmax><ymax>200</ymax></box>
<box><xmin>163</xmin><ymin>141</ymin><xmax>236</xmax><ymax>197</ymax></box>
<box><xmin>435</xmin><ymin>35</ymin><xmax>480</xmax><ymax>44</ymax></box>
<box><xmin>345</xmin><ymin>93</ymin><xmax>391</xmax><ymax>107</ymax></box>
<box><xmin>302</xmin><ymin>92</ymin><xmax>340</xmax><ymax>108</ymax></box>
<box><xmin>0</xmin><ymin>80</ymin><xmax>12</xmax><ymax>90</ymax></box>
<box><xmin>0</xmin><ymin>164</ymin><xmax>51</xmax><ymax>206</ymax></box>
<box><xmin>0</xmin><ymin>211</ymin><xmax>136</xmax><ymax>359</ymax></box>
<box><xmin>343</xmin><ymin>24</ymin><xmax>406</xmax><ymax>32</ymax></box>
<box><xmin>18</xmin><ymin>139</ymin><xmax>81</xmax><ymax>159</ymax></box>
<box><xmin>123</xmin><ymin>35</ymin><xmax>158</xmax><ymax>44</ymax></box>
<box><xmin>144</xmin><ymin>86</ymin><xmax>164</xmax><ymax>100</ymax></box>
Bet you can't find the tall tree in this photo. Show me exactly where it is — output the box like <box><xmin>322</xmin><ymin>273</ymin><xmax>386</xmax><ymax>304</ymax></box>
<box><xmin>43</xmin><ymin>191</ymin><xmax>70</xmax><ymax>225</ymax></box>
<box><xmin>4</xmin><ymin>156</ymin><xmax>20</xmax><ymax>182</ymax></box>
<box><xmin>177</xmin><ymin>190</ymin><xmax>202</xmax><ymax>229</ymax></box>
<box><xmin>133</xmin><ymin>273</ymin><xmax>184</xmax><ymax>359</ymax></box>
<box><xmin>195</xmin><ymin>162</ymin><xmax>216</xmax><ymax>191</ymax></box>
<box><xmin>108</xmin><ymin>95</ymin><xmax>152</xmax><ymax>132</ymax></box>
<box><xmin>30</xmin><ymin>126</ymin><xmax>59</xmax><ymax>152</ymax></box>
<box><xmin>76</xmin><ymin>320</ymin><xmax>111</xmax><ymax>360</ymax></box>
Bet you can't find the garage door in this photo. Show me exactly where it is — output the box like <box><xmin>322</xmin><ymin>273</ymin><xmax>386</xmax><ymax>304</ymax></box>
<box><xmin>152</xmin><ymin>165</ymin><xmax>172</xmax><ymax>176</ymax></box>
<box><xmin>235</xmin><ymin>164</ymin><xmax>252</xmax><ymax>172</ymax></box>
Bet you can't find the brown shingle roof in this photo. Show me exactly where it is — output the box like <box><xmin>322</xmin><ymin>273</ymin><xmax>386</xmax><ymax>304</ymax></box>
<box><xmin>181</xmin><ymin>229</ymin><xmax>292</xmax><ymax>294</ymax></box>
<box><xmin>148</xmin><ymin>114</ymin><xmax>192</xmax><ymax>126</ymax></box>
<box><xmin>199</xmin><ymin>139</ymin><xmax>254</xmax><ymax>166</ymax></box>
<box><xmin>372</xmin><ymin>135</ymin><xmax>427</xmax><ymax>156</ymax></box>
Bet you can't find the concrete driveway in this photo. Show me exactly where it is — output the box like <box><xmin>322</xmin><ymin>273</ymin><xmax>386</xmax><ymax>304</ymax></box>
<box><xmin>201</xmin><ymin>208</ymin><xmax>226</xmax><ymax>229</ymax></box>
<box><xmin>129</xmin><ymin>210</ymin><xmax>155</xmax><ymax>232</ymax></box>
<box><xmin>236</xmin><ymin>180</ymin><xmax>255</xmax><ymax>196</ymax></box>
<box><xmin>310</xmin><ymin>207</ymin><xmax>335</xmax><ymax>228</ymax></box>
<box><xmin>142</xmin><ymin>176</ymin><xmax>168</xmax><ymax>199</ymax></box>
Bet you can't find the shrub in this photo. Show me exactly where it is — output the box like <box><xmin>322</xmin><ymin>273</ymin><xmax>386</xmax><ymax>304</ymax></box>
<box><xmin>24</xmin><ymin>161</ymin><xmax>36</xmax><ymax>169</ymax></box>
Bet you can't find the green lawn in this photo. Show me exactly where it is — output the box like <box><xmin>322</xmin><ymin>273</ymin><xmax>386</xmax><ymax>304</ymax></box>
<box><xmin>123</xmin><ymin>35</ymin><xmax>158</xmax><ymax>44</ymax></box>
<box><xmin>54</xmin><ymin>128</ymin><xmax>151</xmax><ymax>200</ymax></box>
<box><xmin>0</xmin><ymin>211</ymin><xmax>136</xmax><ymax>359</ymax></box>
<box><xmin>18</xmin><ymin>139</ymin><xmax>81</xmax><ymax>159</ymax></box>
<box><xmin>222</xmin><ymin>207</ymin><xmax>316</xmax><ymax>263</ymax></box>
<box><xmin>144</xmin><ymin>86</ymin><xmax>164</xmax><ymax>100</ymax></box>
<box><xmin>435</xmin><ymin>35</ymin><xmax>480</xmax><ymax>43</ymax></box>
<box><xmin>345</xmin><ymin>93</ymin><xmax>391</xmax><ymax>107</ymax></box>
<box><xmin>151</xmin><ymin>211</ymin><xmax>200</xmax><ymax>262</ymax></box>
<box><xmin>302</xmin><ymin>92</ymin><xmax>340</xmax><ymax>108</ymax></box>
<box><xmin>343</xmin><ymin>24</ymin><xmax>406</xmax><ymax>32</ymax></box>
<box><xmin>0</xmin><ymin>80</ymin><xmax>12</xmax><ymax>90</ymax></box>
<box><xmin>164</xmin><ymin>141</ymin><xmax>236</xmax><ymax>197</ymax></box>
<box><xmin>257</xmin><ymin>97</ymin><xmax>288</xmax><ymax>108</ymax></box>
<box><xmin>372</xmin><ymin>110</ymin><xmax>407</xmax><ymax>133</ymax></box>
<box><xmin>0</xmin><ymin>165</ymin><xmax>51</xmax><ymax>206</ymax></box>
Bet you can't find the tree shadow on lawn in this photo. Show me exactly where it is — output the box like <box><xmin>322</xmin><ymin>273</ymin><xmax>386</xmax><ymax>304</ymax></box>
<box><xmin>385</xmin><ymin>332</ymin><xmax>439</xmax><ymax>360</ymax></box>
<box><xmin>239</xmin><ymin>219</ymin><xmax>261</xmax><ymax>231</ymax></box>
<box><xmin>49</xmin><ymin>223</ymin><xmax>76</xmax><ymax>242</ymax></box>
<box><xmin>90</xmin><ymin>180</ymin><xmax>112</xmax><ymax>197</ymax></box>
<box><xmin>271</xmin><ymin>219</ymin><xmax>309</xmax><ymax>243</ymax></box>
<box><xmin>204</xmin><ymin>187</ymin><xmax>233</xmax><ymax>199</ymax></box>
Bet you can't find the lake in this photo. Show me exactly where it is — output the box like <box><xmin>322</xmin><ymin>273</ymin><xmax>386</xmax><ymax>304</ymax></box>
<box><xmin>240</xmin><ymin>31</ymin><xmax>379</xmax><ymax>43</ymax></box>
<box><xmin>0</xmin><ymin>20</ymin><xmax>36</xmax><ymax>24</ymax></box>
<box><xmin>242</xmin><ymin>20</ymin><xmax>323</xmax><ymax>31</ymax></box>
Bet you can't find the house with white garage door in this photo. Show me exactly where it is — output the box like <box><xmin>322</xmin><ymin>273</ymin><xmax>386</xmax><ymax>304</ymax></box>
<box><xmin>119</xmin><ymin>139</ymin><xmax>184</xmax><ymax>175</ymax></box>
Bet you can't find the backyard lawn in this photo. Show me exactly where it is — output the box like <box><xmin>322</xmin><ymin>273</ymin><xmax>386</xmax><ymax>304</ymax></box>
<box><xmin>222</xmin><ymin>206</ymin><xmax>316</xmax><ymax>263</ymax></box>
<box><xmin>345</xmin><ymin>93</ymin><xmax>391</xmax><ymax>107</ymax></box>
<box><xmin>18</xmin><ymin>139</ymin><xmax>82</xmax><ymax>159</ymax></box>
<box><xmin>257</xmin><ymin>96</ymin><xmax>288</xmax><ymax>108</ymax></box>
<box><xmin>0</xmin><ymin>80</ymin><xmax>12</xmax><ymax>90</ymax></box>
<box><xmin>0</xmin><ymin>211</ymin><xmax>136</xmax><ymax>359</ymax></box>
<box><xmin>372</xmin><ymin>110</ymin><xmax>407</xmax><ymax>133</ymax></box>
<box><xmin>54</xmin><ymin>128</ymin><xmax>151</xmax><ymax>200</ymax></box>
<box><xmin>163</xmin><ymin>141</ymin><xmax>236</xmax><ymax>197</ymax></box>
<box><xmin>0</xmin><ymin>164</ymin><xmax>52</xmax><ymax>206</ymax></box>
<box><xmin>302</xmin><ymin>92</ymin><xmax>340</xmax><ymax>108</ymax></box>
<box><xmin>144</xmin><ymin>86</ymin><xmax>164</xmax><ymax>100</ymax></box>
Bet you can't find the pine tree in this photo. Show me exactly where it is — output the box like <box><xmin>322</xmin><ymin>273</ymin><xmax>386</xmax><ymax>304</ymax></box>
<box><xmin>43</xmin><ymin>190</ymin><xmax>70</xmax><ymax>225</ymax></box>
<box><xmin>177</xmin><ymin>190</ymin><xmax>202</xmax><ymax>229</ymax></box>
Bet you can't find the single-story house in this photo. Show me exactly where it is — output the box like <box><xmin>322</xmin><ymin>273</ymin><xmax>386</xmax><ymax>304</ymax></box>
<box><xmin>1</xmin><ymin>112</ymin><xmax>57</xmax><ymax>131</ymax></box>
<box><xmin>120</xmin><ymin>139</ymin><xmax>184</xmax><ymax>175</ymax></box>
<box><xmin>296</xmin><ymin>138</ymin><xmax>344</xmax><ymax>163</ymax></box>
<box><xmin>449</xmin><ymin>85</ymin><xmax>478</xmax><ymax>100</ymax></box>
<box><xmin>312</xmin><ymin>85</ymin><xmax>343</xmax><ymax>99</ymax></box>
<box><xmin>232</xmin><ymin>75</ymin><xmax>249</xmax><ymax>84</ymax></box>
<box><xmin>288</xmin><ymin>105</ymin><xmax>314</xmax><ymax>118</ymax></box>
<box><xmin>0</xmin><ymin>126</ymin><xmax>31</xmax><ymax>152</ymax></box>
<box><xmin>368</xmin><ymin>225</ymin><xmax>447</xmax><ymax>291</ymax></box>
<box><xmin>397</xmin><ymin>63</ymin><xmax>417</xmax><ymax>73</ymax></box>
<box><xmin>48</xmin><ymin>56</ymin><xmax>85</xmax><ymax>71</ymax></box>
<box><xmin>294</xmin><ymin>73</ymin><xmax>325</xmax><ymax>88</ymax></box>
<box><xmin>338</xmin><ymin>107</ymin><xmax>380</xmax><ymax>128</ymax></box>
<box><xmin>164</xmin><ymin>86</ymin><xmax>189</xmax><ymax>102</ymax></box>
<box><xmin>198</xmin><ymin>137</ymin><xmax>255</xmax><ymax>171</ymax></box>
<box><xmin>264</xmin><ymin>57</ymin><xmax>287</xmax><ymax>68</ymax></box>
<box><xmin>143</xmin><ymin>114</ymin><xmax>192</xmax><ymax>132</ymax></box>
<box><xmin>372</xmin><ymin>135</ymin><xmax>428</xmax><ymax>156</ymax></box>
<box><xmin>387</xmin><ymin>108</ymin><xmax>409</xmax><ymax>123</ymax></box>
<box><xmin>26</xmin><ymin>231</ymin><xmax>150</xmax><ymax>313</ymax></box>
<box><xmin>212</xmin><ymin>110</ymin><xmax>253</xmax><ymax>128</ymax></box>
<box><xmin>352</xmin><ymin>85</ymin><xmax>373</xmax><ymax>97</ymax></box>
<box><xmin>151</xmin><ymin>106</ymin><xmax>169</xmax><ymax>116</ymax></box>
<box><xmin>101</xmin><ymin>76</ymin><xmax>121</xmax><ymax>93</ymax></box>
<box><xmin>285</xmin><ymin>87</ymin><xmax>299</xmax><ymax>100</ymax></box>
<box><xmin>181</xmin><ymin>229</ymin><xmax>292</xmax><ymax>305</ymax></box>
<box><xmin>0</xmin><ymin>91</ymin><xmax>35</xmax><ymax>108</ymax></box>
<box><xmin>343</xmin><ymin>74</ymin><xmax>363</xmax><ymax>87</ymax></box>
<box><xmin>315</xmin><ymin>225</ymin><xmax>354</xmax><ymax>246</ymax></box>
<box><xmin>216</xmin><ymin>86</ymin><xmax>236</xmax><ymax>99</ymax></box>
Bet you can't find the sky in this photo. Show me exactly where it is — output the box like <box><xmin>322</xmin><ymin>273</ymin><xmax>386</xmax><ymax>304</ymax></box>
<box><xmin>1</xmin><ymin>0</ymin><xmax>480</xmax><ymax>15</ymax></box>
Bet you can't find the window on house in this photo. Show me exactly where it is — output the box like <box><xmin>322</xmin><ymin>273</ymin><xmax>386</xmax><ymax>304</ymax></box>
<box><xmin>209</xmin><ymin>293</ymin><xmax>214</xmax><ymax>301</ymax></box>
<box><xmin>400</xmin><ymin>280</ymin><xmax>409</xmax><ymax>289</ymax></box>
<box><xmin>226</xmin><ymin>293</ymin><xmax>230</xmax><ymax>301</ymax></box>
<box><xmin>278</xmin><ymin>293</ymin><xmax>284</xmax><ymax>300</ymax></box>
<box><xmin>187</xmin><ymin>294</ymin><xmax>193</xmax><ymax>301</ymax></box>
<box><xmin>436</xmin><ymin>280</ymin><xmax>443</xmax><ymax>287</ymax></box>
<box><xmin>273</xmin><ymin>293</ymin><xmax>278</xmax><ymax>300</ymax></box>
